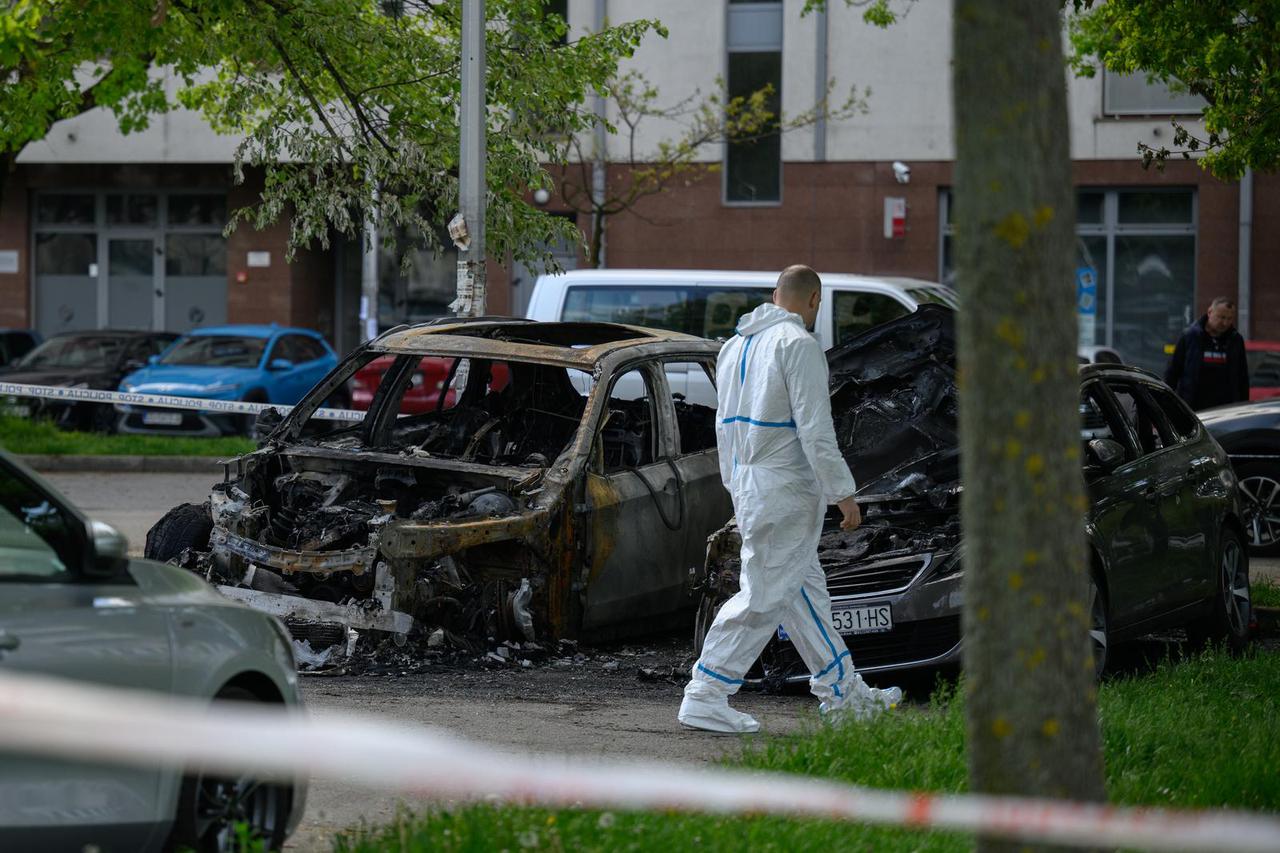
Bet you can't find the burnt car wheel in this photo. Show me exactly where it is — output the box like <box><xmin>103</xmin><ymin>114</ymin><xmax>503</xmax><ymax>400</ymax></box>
<box><xmin>145</xmin><ymin>502</ymin><xmax>213</xmax><ymax>563</ymax></box>
<box><xmin>1089</xmin><ymin>575</ymin><xmax>1108</xmax><ymax>680</ymax></box>
<box><xmin>1236</xmin><ymin>461</ymin><xmax>1280</xmax><ymax>556</ymax></box>
<box><xmin>693</xmin><ymin>594</ymin><xmax>720</xmax><ymax>657</ymax></box>
<box><xmin>1187</xmin><ymin>529</ymin><xmax>1251</xmax><ymax>653</ymax></box>
<box><xmin>169</xmin><ymin>687</ymin><xmax>293</xmax><ymax>853</ymax></box>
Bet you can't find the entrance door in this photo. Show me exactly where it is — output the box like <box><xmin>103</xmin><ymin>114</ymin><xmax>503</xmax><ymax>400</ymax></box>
<box><xmin>107</xmin><ymin>238</ymin><xmax>158</xmax><ymax>330</ymax></box>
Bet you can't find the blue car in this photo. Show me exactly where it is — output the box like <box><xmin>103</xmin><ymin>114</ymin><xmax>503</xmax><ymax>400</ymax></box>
<box><xmin>116</xmin><ymin>325</ymin><xmax>338</xmax><ymax>436</ymax></box>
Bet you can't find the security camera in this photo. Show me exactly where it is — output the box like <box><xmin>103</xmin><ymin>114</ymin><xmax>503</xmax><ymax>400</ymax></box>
<box><xmin>532</xmin><ymin>188</ymin><xmax>551</xmax><ymax>206</ymax></box>
<box><xmin>892</xmin><ymin>161</ymin><xmax>911</xmax><ymax>184</ymax></box>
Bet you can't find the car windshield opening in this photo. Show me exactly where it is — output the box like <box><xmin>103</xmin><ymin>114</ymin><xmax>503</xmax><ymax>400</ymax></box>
<box><xmin>18</xmin><ymin>336</ymin><xmax>127</xmax><ymax>369</ymax></box>
<box><xmin>161</xmin><ymin>335</ymin><xmax>267</xmax><ymax>368</ymax></box>
<box><xmin>299</xmin><ymin>354</ymin><xmax>593</xmax><ymax>467</ymax></box>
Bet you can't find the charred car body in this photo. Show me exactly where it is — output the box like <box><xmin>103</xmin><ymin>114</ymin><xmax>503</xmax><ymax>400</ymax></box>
<box><xmin>697</xmin><ymin>306</ymin><xmax>1252</xmax><ymax>681</ymax></box>
<box><xmin>148</xmin><ymin>320</ymin><xmax>731</xmax><ymax>646</ymax></box>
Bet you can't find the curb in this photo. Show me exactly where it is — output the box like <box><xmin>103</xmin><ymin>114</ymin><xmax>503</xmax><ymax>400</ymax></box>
<box><xmin>19</xmin><ymin>454</ymin><xmax>226</xmax><ymax>474</ymax></box>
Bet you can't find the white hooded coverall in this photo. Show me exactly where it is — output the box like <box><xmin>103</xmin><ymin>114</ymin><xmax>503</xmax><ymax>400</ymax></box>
<box><xmin>687</xmin><ymin>302</ymin><xmax>878</xmax><ymax>711</ymax></box>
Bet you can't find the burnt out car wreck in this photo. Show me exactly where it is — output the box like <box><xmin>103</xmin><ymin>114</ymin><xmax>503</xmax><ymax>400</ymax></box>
<box><xmin>147</xmin><ymin>320</ymin><xmax>732</xmax><ymax>653</ymax></box>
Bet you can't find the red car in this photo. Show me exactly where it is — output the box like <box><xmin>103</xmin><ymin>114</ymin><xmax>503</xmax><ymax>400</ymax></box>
<box><xmin>349</xmin><ymin>356</ymin><xmax>509</xmax><ymax>413</ymax></box>
<box><xmin>1247</xmin><ymin>340</ymin><xmax>1280</xmax><ymax>401</ymax></box>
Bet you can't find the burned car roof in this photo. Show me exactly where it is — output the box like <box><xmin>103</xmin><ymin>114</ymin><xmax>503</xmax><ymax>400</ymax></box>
<box><xmin>372</xmin><ymin>321</ymin><xmax>715</xmax><ymax>368</ymax></box>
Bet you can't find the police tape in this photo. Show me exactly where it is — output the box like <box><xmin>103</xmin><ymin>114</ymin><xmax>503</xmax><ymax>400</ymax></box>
<box><xmin>0</xmin><ymin>381</ymin><xmax>363</xmax><ymax>422</ymax></box>
<box><xmin>0</xmin><ymin>670</ymin><xmax>1277</xmax><ymax>852</ymax></box>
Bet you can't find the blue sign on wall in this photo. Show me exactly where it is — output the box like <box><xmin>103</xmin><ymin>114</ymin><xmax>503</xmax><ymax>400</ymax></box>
<box><xmin>1076</xmin><ymin>266</ymin><xmax>1098</xmax><ymax>316</ymax></box>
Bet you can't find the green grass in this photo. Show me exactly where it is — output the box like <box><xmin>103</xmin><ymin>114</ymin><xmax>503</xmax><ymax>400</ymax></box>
<box><xmin>1254</xmin><ymin>578</ymin><xmax>1280</xmax><ymax>609</ymax></box>
<box><xmin>0</xmin><ymin>415</ymin><xmax>254</xmax><ymax>457</ymax></box>
<box><xmin>334</xmin><ymin>650</ymin><xmax>1280</xmax><ymax>853</ymax></box>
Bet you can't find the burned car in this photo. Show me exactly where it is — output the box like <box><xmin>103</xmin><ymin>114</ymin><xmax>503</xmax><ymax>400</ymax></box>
<box><xmin>696</xmin><ymin>305</ymin><xmax>1252</xmax><ymax>681</ymax></box>
<box><xmin>147</xmin><ymin>320</ymin><xmax>731</xmax><ymax>647</ymax></box>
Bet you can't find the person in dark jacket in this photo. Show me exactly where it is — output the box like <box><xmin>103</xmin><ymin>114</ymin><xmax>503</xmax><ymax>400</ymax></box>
<box><xmin>1164</xmin><ymin>297</ymin><xmax>1250</xmax><ymax>410</ymax></box>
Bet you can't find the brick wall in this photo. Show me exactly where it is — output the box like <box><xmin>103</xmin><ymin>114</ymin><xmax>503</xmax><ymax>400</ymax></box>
<box><xmin>0</xmin><ymin>169</ymin><xmax>30</xmax><ymax>327</ymax></box>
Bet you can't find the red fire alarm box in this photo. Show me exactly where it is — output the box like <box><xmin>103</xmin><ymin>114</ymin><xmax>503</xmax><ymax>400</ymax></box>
<box><xmin>884</xmin><ymin>197</ymin><xmax>907</xmax><ymax>239</ymax></box>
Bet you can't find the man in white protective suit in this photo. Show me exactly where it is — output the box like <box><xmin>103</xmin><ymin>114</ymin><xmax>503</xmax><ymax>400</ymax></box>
<box><xmin>678</xmin><ymin>265</ymin><xmax>903</xmax><ymax>734</ymax></box>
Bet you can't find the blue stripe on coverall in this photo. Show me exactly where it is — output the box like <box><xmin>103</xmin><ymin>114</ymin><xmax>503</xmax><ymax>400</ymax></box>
<box><xmin>697</xmin><ymin>663</ymin><xmax>745</xmax><ymax>686</ymax></box>
<box><xmin>801</xmin><ymin>588</ymin><xmax>847</xmax><ymax>698</ymax></box>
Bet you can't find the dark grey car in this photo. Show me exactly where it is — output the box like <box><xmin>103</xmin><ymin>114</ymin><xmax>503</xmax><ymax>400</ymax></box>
<box><xmin>696</xmin><ymin>307</ymin><xmax>1252</xmax><ymax>681</ymax></box>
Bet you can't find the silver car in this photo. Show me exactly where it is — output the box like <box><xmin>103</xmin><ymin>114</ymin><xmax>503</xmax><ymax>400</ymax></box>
<box><xmin>0</xmin><ymin>453</ymin><xmax>306</xmax><ymax>852</ymax></box>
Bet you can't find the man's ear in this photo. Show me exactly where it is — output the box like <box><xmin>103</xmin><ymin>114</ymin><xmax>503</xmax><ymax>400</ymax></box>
<box><xmin>810</xmin><ymin>290</ymin><xmax>821</xmax><ymax>309</ymax></box>
<box><xmin>772</xmin><ymin>287</ymin><xmax>780</xmax><ymax>304</ymax></box>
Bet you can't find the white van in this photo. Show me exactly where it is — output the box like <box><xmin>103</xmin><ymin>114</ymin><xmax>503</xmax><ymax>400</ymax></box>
<box><xmin>526</xmin><ymin>269</ymin><xmax>958</xmax><ymax>405</ymax></box>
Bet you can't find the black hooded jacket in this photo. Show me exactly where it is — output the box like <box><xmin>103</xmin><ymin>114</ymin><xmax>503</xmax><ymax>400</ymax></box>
<box><xmin>1163</xmin><ymin>315</ymin><xmax>1249</xmax><ymax>411</ymax></box>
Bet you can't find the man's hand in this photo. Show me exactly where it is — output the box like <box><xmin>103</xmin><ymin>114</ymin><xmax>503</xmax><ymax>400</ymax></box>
<box><xmin>837</xmin><ymin>495</ymin><xmax>861</xmax><ymax>531</ymax></box>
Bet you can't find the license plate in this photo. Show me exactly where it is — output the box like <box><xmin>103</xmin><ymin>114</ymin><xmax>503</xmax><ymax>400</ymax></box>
<box><xmin>830</xmin><ymin>603</ymin><xmax>893</xmax><ymax>635</ymax></box>
<box><xmin>142</xmin><ymin>410</ymin><xmax>183</xmax><ymax>426</ymax></box>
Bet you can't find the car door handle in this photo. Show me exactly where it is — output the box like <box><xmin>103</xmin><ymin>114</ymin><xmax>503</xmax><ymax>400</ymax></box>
<box><xmin>0</xmin><ymin>631</ymin><xmax>21</xmax><ymax>652</ymax></box>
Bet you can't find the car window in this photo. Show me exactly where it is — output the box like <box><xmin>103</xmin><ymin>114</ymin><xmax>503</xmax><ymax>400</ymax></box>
<box><xmin>1109</xmin><ymin>381</ymin><xmax>1174</xmax><ymax>455</ymax></box>
<box><xmin>0</xmin><ymin>468</ymin><xmax>79</xmax><ymax>580</ymax></box>
<box><xmin>1080</xmin><ymin>382</ymin><xmax>1134</xmax><ymax>460</ymax></box>
<box><xmin>601</xmin><ymin>366</ymin><xmax>657</xmax><ymax>471</ymax></box>
<box><xmin>832</xmin><ymin>291</ymin><xmax>910</xmax><ymax>347</ymax></box>
<box><xmin>18</xmin><ymin>335</ymin><xmax>127</xmax><ymax>369</ymax></box>
<box><xmin>289</xmin><ymin>335</ymin><xmax>328</xmax><ymax>363</ymax></box>
<box><xmin>561</xmin><ymin>285</ymin><xmax>771</xmax><ymax>340</ymax></box>
<box><xmin>666</xmin><ymin>359</ymin><xmax>717</xmax><ymax>454</ymax></box>
<box><xmin>1148</xmin><ymin>384</ymin><xmax>1200</xmax><ymax>442</ymax></box>
<box><xmin>162</xmin><ymin>335</ymin><xmax>267</xmax><ymax>368</ymax></box>
<box><xmin>1247</xmin><ymin>349</ymin><xmax>1280</xmax><ymax>387</ymax></box>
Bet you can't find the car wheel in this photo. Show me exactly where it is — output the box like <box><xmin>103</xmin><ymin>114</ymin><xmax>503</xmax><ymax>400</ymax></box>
<box><xmin>693</xmin><ymin>594</ymin><xmax>718</xmax><ymax>658</ymax></box>
<box><xmin>1236</xmin><ymin>461</ymin><xmax>1280</xmax><ymax>556</ymax></box>
<box><xmin>1088</xmin><ymin>575</ymin><xmax>1108</xmax><ymax>680</ymax></box>
<box><xmin>1187</xmin><ymin>528</ymin><xmax>1251</xmax><ymax>653</ymax></box>
<box><xmin>145</xmin><ymin>502</ymin><xmax>213</xmax><ymax>563</ymax></box>
<box><xmin>168</xmin><ymin>687</ymin><xmax>293</xmax><ymax>853</ymax></box>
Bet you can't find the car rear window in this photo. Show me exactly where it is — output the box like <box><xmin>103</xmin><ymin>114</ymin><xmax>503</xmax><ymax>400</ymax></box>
<box><xmin>562</xmin><ymin>285</ymin><xmax>770</xmax><ymax>340</ymax></box>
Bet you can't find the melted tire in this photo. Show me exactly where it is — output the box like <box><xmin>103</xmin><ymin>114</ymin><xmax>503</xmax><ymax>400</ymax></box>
<box><xmin>145</xmin><ymin>503</ymin><xmax>213</xmax><ymax>563</ymax></box>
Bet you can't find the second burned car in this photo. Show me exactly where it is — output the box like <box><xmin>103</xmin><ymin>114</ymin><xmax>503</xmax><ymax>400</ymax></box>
<box><xmin>147</xmin><ymin>320</ymin><xmax>731</xmax><ymax>645</ymax></box>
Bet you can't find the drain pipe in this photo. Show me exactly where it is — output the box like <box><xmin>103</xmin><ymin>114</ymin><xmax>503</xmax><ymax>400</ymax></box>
<box><xmin>1237</xmin><ymin>167</ymin><xmax>1253</xmax><ymax>338</ymax></box>
<box><xmin>814</xmin><ymin>2</ymin><xmax>828</xmax><ymax>162</ymax></box>
<box><xmin>592</xmin><ymin>0</ymin><xmax>608</xmax><ymax>268</ymax></box>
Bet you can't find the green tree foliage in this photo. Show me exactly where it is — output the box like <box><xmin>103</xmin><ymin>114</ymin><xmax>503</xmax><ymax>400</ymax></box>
<box><xmin>0</xmin><ymin>0</ymin><xmax>658</xmax><ymax>264</ymax></box>
<box><xmin>1070</xmin><ymin>0</ymin><xmax>1280</xmax><ymax>178</ymax></box>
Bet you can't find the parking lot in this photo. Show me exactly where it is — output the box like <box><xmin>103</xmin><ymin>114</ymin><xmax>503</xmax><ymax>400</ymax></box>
<box><xmin>37</xmin><ymin>467</ymin><xmax>1280</xmax><ymax>850</ymax></box>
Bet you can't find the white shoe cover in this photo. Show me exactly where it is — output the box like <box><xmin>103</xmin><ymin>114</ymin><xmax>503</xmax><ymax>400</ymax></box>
<box><xmin>678</xmin><ymin>694</ymin><xmax>761</xmax><ymax>734</ymax></box>
<box><xmin>819</xmin><ymin>685</ymin><xmax>903</xmax><ymax>722</ymax></box>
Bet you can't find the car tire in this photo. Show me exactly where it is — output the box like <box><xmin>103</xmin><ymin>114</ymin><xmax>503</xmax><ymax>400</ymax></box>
<box><xmin>1088</xmin><ymin>574</ymin><xmax>1109</xmax><ymax>680</ymax></box>
<box><xmin>693</xmin><ymin>594</ymin><xmax>718</xmax><ymax>658</ymax></box>
<box><xmin>1186</xmin><ymin>528</ymin><xmax>1251</xmax><ymax>654</ymax></box>
<box><xmin>145</xmin><ymin>503</ymin><xmax>213</xmax><ymax>563</ymax></box>
<box><xmin>1235</xmin><ymin>460</ymin><xmax>1280</xmax><ymax>556</ymax></box>
<box><xmin>167</xmin><ymin>686</ymin><xmax>293</xmax><ymax>853</ymax></box>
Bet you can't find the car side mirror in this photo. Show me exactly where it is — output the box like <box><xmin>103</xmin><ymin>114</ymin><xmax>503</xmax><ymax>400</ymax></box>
<box><xmin>269</xmin><ymin>358</ymin><xmax>294</xmax><ymax>371</ymax></box>
<box><xmin>1086</xmin><ymin>438</ymin><xmax>1127</xmax><ymax>472</ymax></box>
<box><xmin>88</xmin><ymin>519</ymin><xmax>129</xmax><ymax>577</ymax></box>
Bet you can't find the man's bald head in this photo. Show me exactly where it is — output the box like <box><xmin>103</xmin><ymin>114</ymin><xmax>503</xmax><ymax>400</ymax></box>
<box><xmin>773</xmin><ymin>265</ymin><xmax>823</xmax><ymax>329</ymax></box>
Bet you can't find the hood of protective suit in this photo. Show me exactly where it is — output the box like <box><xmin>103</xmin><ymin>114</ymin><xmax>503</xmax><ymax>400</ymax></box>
<box><xmin>826</xmin><ymin>304</ymin><xmax>959</xmax><ymax>505</ymax></box>
<box><xmin>735</xmin><ymin>302</ymin><xmax>804</xmax><ymax>337</ymax></box>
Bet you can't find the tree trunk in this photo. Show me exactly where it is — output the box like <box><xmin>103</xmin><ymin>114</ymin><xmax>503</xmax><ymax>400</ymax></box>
<box><xmin>952</xmin><ymin>2</ymin><xmax>1106</xmax><ymax>849</ymax></box>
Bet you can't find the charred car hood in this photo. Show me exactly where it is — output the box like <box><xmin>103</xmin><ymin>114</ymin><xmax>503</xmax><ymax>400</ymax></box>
<box><xmin>826</xmin><ymin>304</ymin><xmax>959</xmax><ymax>504</ymax></box>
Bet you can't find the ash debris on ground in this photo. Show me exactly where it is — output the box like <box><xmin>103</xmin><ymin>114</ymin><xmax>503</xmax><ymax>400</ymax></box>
<box><xmin>290</xmin><ymin>621</ymin><xmax>694</xmax><ymax>685</ymax></box>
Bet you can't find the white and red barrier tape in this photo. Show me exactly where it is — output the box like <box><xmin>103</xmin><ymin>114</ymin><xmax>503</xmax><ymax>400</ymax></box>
<box><xmin>0</xmin><ymin>670</ymin><xmax>1276</xmax><ymax>851</ymax></box>
<box><xmin>0</xmin><ymin>381</ymin><xmax>362</xmax><ymax>422</ymax></box>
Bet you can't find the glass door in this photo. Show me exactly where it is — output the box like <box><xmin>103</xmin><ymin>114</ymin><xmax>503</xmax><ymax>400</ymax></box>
<box><xmin>106</xmin><ymin>238</ymin><xmax>158</xmax><ymax>330</ymax></box>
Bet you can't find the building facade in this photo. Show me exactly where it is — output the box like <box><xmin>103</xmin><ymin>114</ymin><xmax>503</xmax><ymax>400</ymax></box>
<box><xmin>0</xmin><ymin>0</ymin><xmax>1274</xmax><ymax>369</ymax></box>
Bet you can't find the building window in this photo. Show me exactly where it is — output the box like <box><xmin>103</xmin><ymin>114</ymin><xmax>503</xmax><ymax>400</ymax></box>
<box><xmin>725</xmin><ymin>0</ymin><xmax>782</xmax><ymax>204</ymax></box>
<box><xmin>939</xmin><ymin>188</ymin><xmax>1196</xmax><ymax>373</ymax></box>
<box><xmin>1103</xmin><ymin>71</ymin><xmax>1205</xmax><ymax>117</ymax></box>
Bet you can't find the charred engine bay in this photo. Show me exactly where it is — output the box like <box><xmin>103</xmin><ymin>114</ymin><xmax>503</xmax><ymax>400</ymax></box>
<box><xmin>706</xmin><ymin>305</ymin><xmax>962</xmax><ymax>597</ymax></box>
